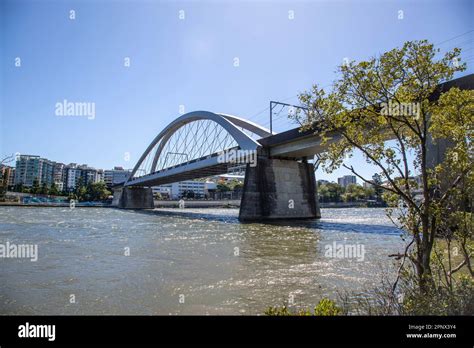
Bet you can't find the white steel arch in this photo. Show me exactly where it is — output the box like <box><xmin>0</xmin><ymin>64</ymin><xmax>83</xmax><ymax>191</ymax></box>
<box><xmin>126</xmin><ymin>111</ymin><xmax>273</xmax><ymax>183</ymax></box>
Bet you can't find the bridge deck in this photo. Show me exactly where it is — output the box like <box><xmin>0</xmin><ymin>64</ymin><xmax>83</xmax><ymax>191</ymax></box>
<box><xmin>259</xmin><ymin>73</ymin><xmax>474</xmax><ymax>159</ymax></box>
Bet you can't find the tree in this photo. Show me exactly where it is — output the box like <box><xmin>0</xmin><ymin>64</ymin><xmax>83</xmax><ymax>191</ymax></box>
<box><xmin>372</xmin><ymin>173</ymin><xmax>384</xmax><ymax>202</ymax></box>
<box><xmin>13</xmin><ymin>183</ymin><xmax>24</xmax><ymax>193</ymax></box>
<box><xmin>182</xmin><ymin>190</ymin><xmax>195</xmax><ymax>199</ymax></box>
<box><xmin>39</xmin><ymin>182</ymin><xmax>49</xmax><ymax>195</ymax></box>
<box><xmin>233</xmin><ymin>182</ymin><xmax>244</xmax><ymax>191</ymax></box>
<box><xmin>31</xmin><ymin>179</ymin><xmax>40</xmax><ymax>194</ymax></box>
<box><xmin>217</xmin><ymin>181</ymin><xmax>231</xmax><ymax>192</ymax></box>
<box><xmin>0</xmin><ymin>155</ymin><xmax>15</xmax><ymax>201</ymax></box>
<box><xmin>85</xmin><ymin>181</ymin><xmax>111</xmax><ymax>201</ymax></box>
<box><xmin>326</xmin><ymin>182</ymin><xmax>344</xmax><ymax>202</ymax></box>
<box><xmin>0</xmin><ymin>170</ymin><xmax>8</xmax><ymax>201</ymax></box>
<box><xmin>342</xmin><ymin>184</ymin><xmax>366</xmax><ymax>202</ymax></box>
<box><xmin>293</xmin><ymin>40</ymin><xmax>472</xmax><ymax>295</ymax></box>
<box><xmin>49</xmin><ymin>182</ymin><xmax>60</xmax><ymax>196</ymax></box>
<box><xmin>74</xmin><ymin>177</ymin><xmax>86</xmax><ymax>201</ymax></box>
<box><xmin>317</xmin><ymin>182</ymin><xmax>345</xmax><ymax>203</ymax></box>
<box><xmin>317</xmin><ymin>183</ymin><xmax>330</xmax><ymax>203</ymax></box>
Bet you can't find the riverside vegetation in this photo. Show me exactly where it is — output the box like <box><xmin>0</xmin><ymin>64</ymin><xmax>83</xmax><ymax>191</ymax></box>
<box><xmin>268</xmin><ymin>40</ymin><xmax>473</xmax><ymax>316</ymax></box>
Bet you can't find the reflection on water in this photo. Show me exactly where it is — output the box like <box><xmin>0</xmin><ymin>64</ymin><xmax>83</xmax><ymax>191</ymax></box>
<box><xmin>0</xmin><ymin>207</ymin><xmax>404</xmax><ymax>315</ymax></box>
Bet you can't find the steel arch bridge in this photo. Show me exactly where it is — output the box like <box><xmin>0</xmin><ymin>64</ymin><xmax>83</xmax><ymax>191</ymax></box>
<box><xmin>124</xmin><ymin>111</ymin><xmax>274</xmax><ymax>187</ymax></box>
<box><xmin>115</xmin><ymin>74</ymin><xmax>472</xmax><ymax>220</ymax></box>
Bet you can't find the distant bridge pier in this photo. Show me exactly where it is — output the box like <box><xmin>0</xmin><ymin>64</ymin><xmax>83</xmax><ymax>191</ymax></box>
<box><xmin>113</xmin><ymin>186</ymin><xmax>154</xmax><ymax>209</ymax></box>
<box><xmin>239</xmin><ymin>154</ymin><xmax>320</xmax><ymax>221</ymax></box>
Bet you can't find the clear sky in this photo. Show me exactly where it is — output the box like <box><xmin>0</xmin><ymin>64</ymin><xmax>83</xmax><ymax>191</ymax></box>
<box><xmin>1</xmin><ymin>0</ymin><xmax>472</xmax><ymax>183</ymax></box>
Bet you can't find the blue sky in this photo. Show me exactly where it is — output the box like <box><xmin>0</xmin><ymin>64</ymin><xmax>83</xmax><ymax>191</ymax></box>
<box><xmin>1</xmin><ymin>0</ymin><xmax>472</xmax><ymax>182</ymax></box>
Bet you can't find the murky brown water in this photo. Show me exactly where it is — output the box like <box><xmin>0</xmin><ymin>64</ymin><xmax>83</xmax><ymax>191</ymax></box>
<box><xmin>0</xmin><ymin>207</ymin><xmax>403</xmax><ymax>315</ymax></box>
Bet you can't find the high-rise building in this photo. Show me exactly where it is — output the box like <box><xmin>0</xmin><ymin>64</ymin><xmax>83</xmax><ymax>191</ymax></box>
<box><xmin>0</xmin><ymin>165</ymin><xmax>15</xmax><ymax>187</ymax></box>
<box><xmin>14</xmin><ymin>155</ymin><xmax>40</xmax><ymax>186</ymax></box>
<box><xmin>12</xmin><ymin>155</ymin><xmax>106</xmax><ymax>192</ymax></box>
<box><xmin>65</xmin><ymin>163</ymin><xmax>81</xmax><ymax>191</ymax></box>
<box><xmin>104</xmin><ymin>167</ymin><xmax>131</xmax><ymax>188</ymax></box>
<box><xmin>63</xmin><ymin>163</ymin><xmax>105</xmax><ymax>191</ymax></box>
<box><xmin>51</xmin><ymin>162</ymin><xmax>65</xmax><ymax>191</ymax></box>
<box><xmin>78</xmin><ymin>165</ymin><xmax>100</xmax><ymax>186</ymax></box>
<box><xmin>40</xmin><ymin>159</ymin><xmax>54</xmax><ymax>187</ymax></box>
<box><xmin>8</xmin><ymin>167</ymin><xmax>15</xmax><ymax>186</ymax></box>
<box><xmin>97</xmin><ymin>169</ymin><xmax>104</xmax><ymax>183</ymax></box>
<box><xmin>337</xmin><ymin>175</ymin><xmax>357</xmax><ymax>188</ymax></box>
<box><xmin>13</xmin><ymin>155</ymin><xmax>56</xmax><ymax>187</ymax></box>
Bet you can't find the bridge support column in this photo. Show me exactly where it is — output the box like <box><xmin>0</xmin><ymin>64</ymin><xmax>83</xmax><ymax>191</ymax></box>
<box><xmin>239</xmin><ymin>157</ymin><xmax>320</xmax><ymax>221</ymax></box>
<box><xmin>113</xmin><ymin>186</ymin><xmax>154</xmax><ymax>209</ymax></box>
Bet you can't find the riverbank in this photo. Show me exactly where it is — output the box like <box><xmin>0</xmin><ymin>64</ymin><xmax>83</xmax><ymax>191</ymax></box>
<box><xmin>0</xmin><ymin>200</ymin><xmax>380</xmax><ymax>209</ymax></box>
<box><xmin>0</xmin><ymin>202</ymin><xmax>112</xmax><ymax>208</ymax></box>
<box><xmin>0</xmin><ymin>200</ymin><xmax>240</xmax><ymax>208</ymax></box>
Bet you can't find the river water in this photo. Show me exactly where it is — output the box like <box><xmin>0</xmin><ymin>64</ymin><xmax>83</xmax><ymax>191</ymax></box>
<box><xmin>0</xmin><ymin>207</ymin><xmax>404</xmax><ymax>315</ymax></box>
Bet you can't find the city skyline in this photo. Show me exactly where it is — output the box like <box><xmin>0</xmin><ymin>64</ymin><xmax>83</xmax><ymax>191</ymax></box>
<box><xmin>3</xmin><ymin>152</ymin><xmax>364</xmax><ymax>186</ymax></box>
<box><xmin>1</xmin><ymin>0</ymin><xmax>473</xmax><ymax>184</ymax></box>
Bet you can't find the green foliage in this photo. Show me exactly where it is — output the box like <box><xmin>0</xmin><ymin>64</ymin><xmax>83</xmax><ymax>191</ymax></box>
<box><xmin>70</xmin><ymin>180</ymin><xmax>111</xmax><ymax>202</ymax></box>
<box><xmin>39</xmin><ymin>182</ymin><xmax>49</xmax><ymax>195</ymax></box>
<box><xmin>336</xmin><ymin>272</ymin><xmax>473</xmax><ymax>315</ymax></box>
<box><xmin>264</xmin><ymin>306</ymin><xmax>291</xmax><ymax>316</ymax></box>
<box><xmin>31</xmin><ymin>179</ymin><xmax>40</xmax><ymax>194</ymax></box>
<box><xmin>0</xmin><ymin>170</ymin><xmax>8</xmax><ymax>201</ymax></box>
<box><xmin>313</xmin><ymin>298</ymin><xmax>342</xmax><ymax>316</ymax></box>
<box><xmin>341</xmin><ymin>183</ymin><xmax>367</xmax><ymax>202</ymax></box>
<box><xmin>216</xmin><ymin>183</ymin><xmax>231</xmax><ymax>192</ymax></box>
<box><xmin>318</xmin><ymin>182</ymin><xmax>344</xmax><ymax>202</ymax></box>
<box><xmin>318</xmin><ymin>181</ymin><xmax>376</xmax><ymax>203</ymax></box>
<box><xmin>291</xmin><ymin>39</ymin><xmax>473</xmax><ymax>295</ymax></box>
<box><xmin>13</xmin><ymin>183</ymin><xmax>24</xmax><ymax>193</ymax></box>
<box><xmin>49</xmin><ymin>182</ymin><xmax>60</xmax><ymax>196</ymax></box>
<box><xmin>182</xmin><ymin>190</ymin><xmax>195</xmax><ymax>199</ymax></box>
<box><xmin>372</xmin><ymin>173</ymin><xmax>384</xmax><ymax>202</ymax></box>
<box><xmin>400</xmin><ymin>275</ymin><xmax>474</xmax><ymax>315</ymax></box>
<box><xmin>84</xmin><ymin>182</ymin><xmax>111</xmax><ymax>202</ymax></box>
<box><xmin>265</xmin><ymin>298</ymin><xmax>341</xmax><ymax>316</ymax></box>
<box><xmin>216</xmin><ymin>179</ymin><xmax>242</xmax><ymax>192</ymax></box>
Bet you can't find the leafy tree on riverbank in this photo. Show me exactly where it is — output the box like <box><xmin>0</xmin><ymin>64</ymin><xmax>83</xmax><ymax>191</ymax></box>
<box><xmin>0</xmin><ymin>170</ymin><xmax>8</xmax><ymax>201</ymax></box>
<box><xmin>217</xmin><ymin>179</ymin><xmax>242</xmax><ymax>192</ymax></box>
<box><xmin>317</xmin><ymin>181</ymin><xmax>345</xmax><ymax>202</ymax></box>
<box><xmin>342</xmin><ymin>183</ymin><xmax>370</xmax><ymax>202</ymax></box>
<box><xmin>84</xmin><ymin>182</ymin><xmax>111</xmax><ymax>201</ymax></box>
<box><xmin>71</xmin><ymin>181</ymin><xmax>111</xmax><ymax>202</ymax></box>
<box><xmin>39</xmin><ymin>182</ymin><xmax>49</xmax><ymax>195</ymax></box>
<box><xmin>31</xmin><ymin>179</ymin><xmax>40</xmax><ymax>194</ymax></box>
<box><xmin>0</xmin><ymin>155</ymin><xmax>15</xmax><ymax>200</ymax></box>
<box><xmin>48</xmin><ymin>182</ymin><xmax>60</xmax><ymax>196</ymax></box>
<box><xmin>317</xmin><ymin>181</ymin><xmax>375</xmax><ymax>203</ymax></box>
<box><xmin>291</xmin><ymin>40</ymin><xmax>473</xmax><ymax>311</ymax></box>
<box><xmin>372</xmin><ymin>173</ymin><xmax>384</xmax><ymax>203</ymax></box>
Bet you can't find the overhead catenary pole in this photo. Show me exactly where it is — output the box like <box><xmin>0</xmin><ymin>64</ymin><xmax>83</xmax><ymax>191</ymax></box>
<box><xmin>269</xmin><ymin>100</ymin><xmax>309</xmax><ymax>134</ymax></box>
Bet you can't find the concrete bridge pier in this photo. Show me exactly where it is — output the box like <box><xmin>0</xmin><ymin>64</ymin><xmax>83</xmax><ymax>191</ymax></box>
<box><xmin>113</xmin><ymin>186</ymin><xmax>154</xmax><ymax>209</ymax></box>
<box><xmin>239</xmin><ymin>156</ymin><xmax>320</xmax><ymax>221</ymax></box>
